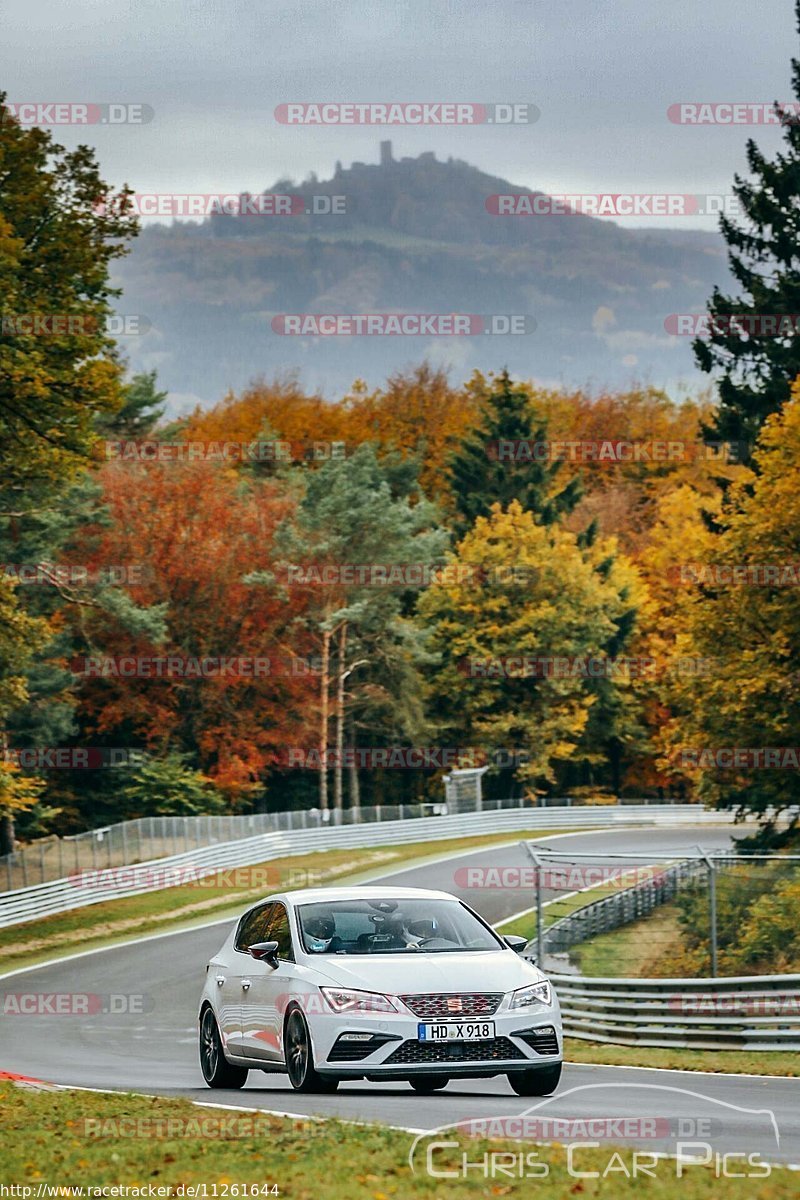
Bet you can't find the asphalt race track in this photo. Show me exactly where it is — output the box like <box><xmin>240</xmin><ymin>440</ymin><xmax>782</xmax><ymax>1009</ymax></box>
<box><xmin>1</xmin><ymin>826</ymin><xmax>798</xmax><ymax>1166</ymax></box>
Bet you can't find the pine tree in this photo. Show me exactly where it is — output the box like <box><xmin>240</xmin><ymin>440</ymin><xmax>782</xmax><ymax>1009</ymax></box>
<box><xmin>694</xmin><ymin>1</ymin><xmax>800</xmax><ymax>460</ymax></box>
<box><xmin>97</xmin><ymin>371</ymin><xmax>167</xmax><ymax>439</ymax></box>
<box><xmin>448</xmin><ymin>371</ymin><xmax>582</xmax><ymax>534</ymax></box>
<box><xmin>247</xmin><ymin>445</ymin><xmax>447</xmax><ymax>812</ymax></box>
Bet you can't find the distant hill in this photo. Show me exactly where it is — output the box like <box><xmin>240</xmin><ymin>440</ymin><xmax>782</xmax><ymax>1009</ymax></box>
<box><xmin>112</xmin><ymin>143</ymin><xmax>729</xmax><ymax>407</ymax></box>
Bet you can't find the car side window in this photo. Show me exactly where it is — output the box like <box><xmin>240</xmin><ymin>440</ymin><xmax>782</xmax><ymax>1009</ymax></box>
<box><xmin>235</xmin><ymin>903</ymin><xmax>274</xmax><ymax>953</ymax></box>
<box><xmin>266</xmin><ymin>902</ymin><xmax>294</xmax><ymax>962</ymax></box>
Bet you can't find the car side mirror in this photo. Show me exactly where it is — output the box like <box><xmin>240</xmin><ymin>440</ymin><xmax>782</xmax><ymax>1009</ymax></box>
<box><xmin>249</xmin><ymin>940</ymin><xmax>280</xmax><ymax>968</ymax></box>
<box><xmin>504</xmin><ymin>935</ymin><xmax>528</xmax><ymax>955</ymax></box>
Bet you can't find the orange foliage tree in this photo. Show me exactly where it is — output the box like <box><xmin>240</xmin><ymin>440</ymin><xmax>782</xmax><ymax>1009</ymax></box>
<box><xmin>74</xmin><ymin>460</ymin><xmax>314</xmax><ymax>801</ymax></box>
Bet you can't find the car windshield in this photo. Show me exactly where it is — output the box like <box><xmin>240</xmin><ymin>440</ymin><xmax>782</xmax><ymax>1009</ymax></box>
<box><xmin>296</xmin><ymin>897</ymin><xmax>504</xmax><ymax>954</ymax></box>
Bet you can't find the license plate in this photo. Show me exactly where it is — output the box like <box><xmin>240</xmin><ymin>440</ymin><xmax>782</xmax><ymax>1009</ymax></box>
<box><xmin>418</xmin><ymin>1021</ymin><xmax>495</xmax><ymax>1041</ymax></box>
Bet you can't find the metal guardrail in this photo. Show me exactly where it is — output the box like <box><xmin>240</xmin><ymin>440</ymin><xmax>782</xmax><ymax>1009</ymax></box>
<box><xmin>0</xmin><ymin>796</ymin><xmax>679</xmax><ymax>892</ymax></box>
<box><xmin>552</xmin><ymin>972</ymin><xmax>800</xmax><ymax>1050</ymax></box>
<box><xmin>541</xmin><ymin>859</ymin><xmax>711</xmax><ymax>958</ymax></box>
<box><xmin>0</xmin><ymin>803</ymin><xmax>719</xmax><ymax>928</ymax></box>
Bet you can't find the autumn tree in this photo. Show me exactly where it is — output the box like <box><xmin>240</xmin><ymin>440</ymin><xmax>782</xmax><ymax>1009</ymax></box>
<box><xmin>656</xmin><ymin>387</ymin><xmax>800</xmax><ymax>843</ymax></box>
<box><xmin>694</xmin><ymin>2</ymin><xmax>800</xmax><ymax>458</ymax></box>
<box><xmin>0</xmin><ymin>93</ymin><xmax>137</xmax><ymax>495</ymax></box>
<box><xmin>0</xmin><ymin>96</ymin><xmax>137</xmax><ymax>848</ymax></box>
<box><xmin>418</xmin><ymin>501</ymin><xmax>646</xmax><ymax>795</ymax></box>
<box><xmin>69</xmin><ymin>459</ymin><xmax>308</xmax><ymax>819</ymax></box>
<box><xmin>343</xmin><ymin>365</ymin><xmax>479</xmax><ymax>501</ymax></box>
<box><xmin>0</xmin><ymin>578</ymin><xmax>47</xmax><ymax>852</ymax></box>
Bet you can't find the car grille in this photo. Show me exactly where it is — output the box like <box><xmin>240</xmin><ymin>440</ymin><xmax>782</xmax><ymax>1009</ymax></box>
<box><xmin>514</xmin><ymin>1026</ymin><xmax>559</xmax><ymax>1055</ymax></box>
<box><xmin>399</xmin><ymin>992</ymin><xmax>503</xmax><ymax>1019</ymax></box>
<box><xmin>385</xmin><ymin>1037</ymin><xmax>525</xmax><ymax>1065</ymax></box>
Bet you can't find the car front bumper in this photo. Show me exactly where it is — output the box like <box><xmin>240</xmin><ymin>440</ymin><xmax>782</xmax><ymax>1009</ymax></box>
<box><xmin>309</xmin><ymin>1006</ymin><xmax>562</xmax><ymax>1079</ymax></box>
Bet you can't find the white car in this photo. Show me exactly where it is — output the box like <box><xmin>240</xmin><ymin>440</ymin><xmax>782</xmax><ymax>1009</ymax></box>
<box><xmin>198</xmin><ymin>885</ymin><xmax>562</xmax><ymax>1095</ymax></box>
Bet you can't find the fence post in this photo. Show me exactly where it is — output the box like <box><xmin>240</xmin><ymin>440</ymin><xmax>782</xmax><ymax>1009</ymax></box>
<box><xmin>535</xmin><ymin>855</ymin><xmax>543</xmax><ymax>963</ymax></box>
<box><xmin>519</xmin><ymin>840</ymin><xmax>544</xmax><ymax>962</ymax></box>
<box><xmin>699</xmin><ymin>850</ymin><xmax>718</xmax><ymax>976</ymax></box>
<box><xmin>708</xmin><ymin>859</ymin><xmax>718</xmax><ymax>976</ymax></box>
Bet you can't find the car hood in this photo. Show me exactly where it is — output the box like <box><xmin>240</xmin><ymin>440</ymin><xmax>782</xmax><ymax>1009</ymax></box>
<box><xmin>304</xmin><ymin>950</ymin><xmax>545</xmax><ymax>995</ymax></box>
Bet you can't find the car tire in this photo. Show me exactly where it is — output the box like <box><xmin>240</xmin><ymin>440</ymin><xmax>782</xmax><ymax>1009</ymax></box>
<box><xmin>284</xmin><ymin>1008</ymin><xmax>339</xmax><ymax>1093</ymax></box>
<box><xmin>409</xmin><ymin>1075</ymin><xmax>449</xmax><ymax>1093</ymax></box>
<box><xmin>200</xmin><ymin>1007</ymin><xmax>248</xmax><ymax>1089</ymax></box>
<box><xmin>507</xmin><ymin>1063</ymin><xmax>562</xmax><ymax>1096</ymax></box>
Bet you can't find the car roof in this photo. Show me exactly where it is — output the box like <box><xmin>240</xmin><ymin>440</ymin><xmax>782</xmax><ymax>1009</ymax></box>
<box><xmin>269</xmin><ymin>885</ymin><xmax>458</xmax><ymax>905</ymax></box>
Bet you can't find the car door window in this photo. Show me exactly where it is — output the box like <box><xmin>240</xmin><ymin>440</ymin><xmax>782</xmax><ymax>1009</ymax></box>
<box><xmin>265</xmin><ymin>903</ymin><xmax>294</xmax><ymax>962</ymax></box>
<box><xmin>235</xmin><ymin>903</ymin><xmax>274</xmax><ymax>953</ymax></box>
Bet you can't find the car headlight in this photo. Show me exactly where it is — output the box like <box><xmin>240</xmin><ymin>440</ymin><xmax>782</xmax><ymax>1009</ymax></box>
<box><xmin>319</xmin><ymin>987</ymin><xmax>400</xmax><ymax>1014</ymax></box>
<box><xmin>509</xmin><ymin>980</ymin><xmax>552</xmax><ymax>1010</ymax></box>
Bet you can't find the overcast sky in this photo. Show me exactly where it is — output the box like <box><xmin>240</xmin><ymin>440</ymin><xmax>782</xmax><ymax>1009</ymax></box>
<box><xmin>2</xmin><ymin>0</ymin><xmax>798</xmax><ymax>228</ymax></box>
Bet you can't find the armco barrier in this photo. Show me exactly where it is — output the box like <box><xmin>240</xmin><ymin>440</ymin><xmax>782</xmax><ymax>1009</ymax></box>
<box><xmin>0</xmin><ymin>803</ymin><xmax>721</xmax><ymax>928</ymax></box>
<box><xmin>552</xmin><ymin>972</ymin><xmax>800</xmax><ymax>1050</ymax></box>
<box><xmin>541</xmin><ymin>858</ymin><xmax>710</xmax><ymax>957</ymax></box>
<box><xmin>0</xmin><ymin>795</ymin><xmax>691</xmax><ymax>891</ymax></box>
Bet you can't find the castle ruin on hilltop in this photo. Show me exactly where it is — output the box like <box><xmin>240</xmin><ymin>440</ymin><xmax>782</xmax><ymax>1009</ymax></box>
<box><xmin>334</xmin><ymin>141</ymin><xmax>438</xmax><ymax>177</ymax></box>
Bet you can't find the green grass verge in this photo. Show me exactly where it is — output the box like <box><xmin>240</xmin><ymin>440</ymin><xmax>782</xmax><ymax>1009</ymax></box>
<box><xmin>570</xmin><ymin>905</ymin><xmax>683</xmax><ymax>977</ymax></box>
<box><xmin>564</xmin><ymin>1036</ymin><xmax>800</xmax><ymax>1077</ymax></box>
<box><xmin>0</xmin><ymin>1082</ymin><xmax>793</xmax><ymax>1197</ymax></box>
<box><xmin>0</xmin><ymin>829</ymin><xmax>578</xmax><ymax>977</ymax></box>
<box><xmin>496</xmin><ymin>867</ymin><xmax>667</xmax><ymax>941</ymax></box>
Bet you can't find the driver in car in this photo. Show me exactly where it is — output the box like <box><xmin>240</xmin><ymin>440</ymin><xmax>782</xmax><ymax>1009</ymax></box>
<box><xmin>304</xmin><ymin>913</ymin><xmax>337</xmax><ymax>952</ymax></box>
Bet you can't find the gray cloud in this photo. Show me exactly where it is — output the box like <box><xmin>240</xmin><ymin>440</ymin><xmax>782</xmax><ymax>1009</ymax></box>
<box><xmin>1</xmin><ymin>0</ymin><xmax>796</xmax><ymax>227</ymax></box>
